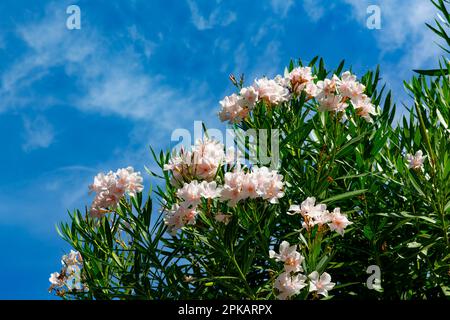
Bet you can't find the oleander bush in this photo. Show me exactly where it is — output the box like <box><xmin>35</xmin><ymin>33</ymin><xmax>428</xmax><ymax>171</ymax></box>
<box><xmin>49</xmin><ymin>0</ymin><xmax>450</xmax><ymax>300</ymax></box>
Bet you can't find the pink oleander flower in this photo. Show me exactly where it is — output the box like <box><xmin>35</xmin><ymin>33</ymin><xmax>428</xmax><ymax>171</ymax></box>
<box><xmin>164</xmin><ymin>147</ymin><xmax>194</xmax><ymax>185</ymax></box>
<box><xmin>327</xmin><ymin>208</ymin><xmax>352</xmax><ymax>236</ymax></box>
<box><xmin>288</xmin><ymin>197</ymin><xmax>330</xmax><ymax>229</ymax></box>
<box><xmin>288</xmin><ymin>197</ymin><xmax>326</xmax><ymax>218</ymax></box>
<box><xmin>253</xmin><ymin>77</ymin><xmax>290</xmax><ymax>106</ymax></box>
<box><xmin>406</xmin><ymin>150</ymin><xmax>426</xmax><ymax>170</ymax></box>
<box><xmin>49</xmin><ymin>272</ymin><xmax>64</xmax><ymax>288</ymax></box>
<box><xmin>317</xmin><ymin>94</ymin><xmax>348</xmax><ymax>112</ymax></box>
<box><xmin>200</xmin><ymin>181</ymin><xmax>222</xmax><ymax>199</ymax></box>
<box><xmin>61</xmin><ymin>250</ymin><xmax>83</xmax><ymax>266</ymax></box>
<box><xmin>274</xmin><ymin>74</ymin><xmax>291</xmax><ymax>88</ymax></box>
<box><xmin>49</xmin><ymin>250</ymin><xmax>87</xmax><ymax>293</ymax></box>
<box><xmin>218</xmin><ymin>93</ymin><xmax>248</xmax><ymax>124</ymax></box>
<box><xmin>316</xmin><ymin>78</ymin><xmax>338</xmax><ymax>99</ymax></box>
<box><xmin>220</xmin><ymin>166</ymin><xmax>284</xmax><ymax>206</ymax></box>
<box><xmin>336</xmin><ymin>71</ymin><xmax>366</xmax><ymax>100</ymax></box>
<box><xmin>88</xmin><ymin>167</ymin><xmax>144</xmax><ymax>217</ymax></box>
<box><xmin>165</xmin><ymin>139</ymin><xmax>230</xmax><ymax>185</ymax></box>
<box><xmin>176</xmin><ymin>180</ymin><xmax>204</xmax><ymax>207</ymax></box>
<box><xmin>116</xmin><ymin>167</ymin><xmax>144</xmax><ymax>197</ymax></box>
<box><xmin>286</xmin><ymin>67</ymin><xmax>316</xmax><ymax>94</ymax></box>
<box><xmin>240</xmin><ymin>173</ymin><xmax>260</xmax><ymax>199</ymax></box>
<box><xmin>353</xmin><ymin>95</ymin><xmax>377</xmax><ymax>123</ymax></box>
<box><xmin>304</xmin><ymin>81</ymin><xmax>319</xmax><ymax>97</ymax></box>
<box><xmin>309</xmin><ymin>271</ymin><xmax>335</xmax><ymax>297</ymax></box>
<box><xmin>192</xmin><ymin>138</ymin><xmax>225</xmax><ymax>180</ymax></box>
<box><xmin>215</xmin><ymin>213</ymin><xmax>232</xmax><ymax>225</ymax></box>
<box><xmin>269</xmin><ymin>241</ymin><xmax>304</xmax><ymax>273</ymax></box>
<box><xmin>240</xmin><ymin>86</ymin><xmax>259</xmax><ymax>107</ymax></box>
<box><xmin>164</xmin><ymin>204</ymin><xmax>198</xmax><ymax>235</ymax></box>
<box><xmin>274</xmin><ymin>272</ymin><xmax>307</xmax><ymax>300</ymax></box>
<box><xmin>220</xmin><ymin>170</ymin><xmax>245</xmax><ymax>206</ymax></box>
<box><xmin>251</xmin><ymin>166</ymin><xmax>285</xmax><ymax>204</ymax></box>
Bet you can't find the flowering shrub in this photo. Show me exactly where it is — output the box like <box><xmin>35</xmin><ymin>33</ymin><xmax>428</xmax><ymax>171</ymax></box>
<box><xmin>52</xmin><ymin>0</ymin><xmax>450</xmax><ymax>300</ymax></box>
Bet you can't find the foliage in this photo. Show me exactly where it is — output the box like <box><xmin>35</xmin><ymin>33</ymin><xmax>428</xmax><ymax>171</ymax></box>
<box><xmin>51</xmin><ymin>0</ymin><xmax>450</xmax><ymax>300</ymax></box>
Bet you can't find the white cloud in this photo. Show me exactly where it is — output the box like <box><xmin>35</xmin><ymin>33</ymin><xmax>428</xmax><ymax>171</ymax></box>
<box><xmin>22</xmin><ymin>116</ymin><xmax>55</xmax><ymax>152</ymax></box>
<box><xmin>0</xmin><ymin>3</ymin><xmax>213</xmax><ymax>132</ymax></box>
<box><xmin>128</xmin><ymin>25</ymin><xmax>157</xmax><ymax>58</ymax></box>
<box><xmin>342</xmin><ymin>0</ymin><xmax>441</xmax><ymax>105</ymax></box>
<box><xmin>270</xmin><ymin>0</ymin><xmax>294</xmax><ymax>17</ymax></box>
<box><xmin>186</xmin><ymin>0</ymin><xmax>236</xmax><ymax>30</ymax></box>
<box><xmin>302</xmin><ymin>0</ymin><xmax>325</xmax><ymax>22</ymax></box>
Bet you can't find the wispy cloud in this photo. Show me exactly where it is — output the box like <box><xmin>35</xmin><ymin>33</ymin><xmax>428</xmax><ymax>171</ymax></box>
<box><xmin>128</xmin><ymin>25</ymin><xmax>157</xmax><ymax>58</ymax></box>
<box><xmin>342</xmin><ymin>0</ymin><xmax>441</xmax><ymax>105</ymax></box>
<box><xmin>186</xmin><ymin>0</ymin><xmax>236</xmax><ymax>30</ymax></box>
<box><xmin>0</xmin><ymin>2</ymin><xmax>213</xmax><ymax>131</ymax></box>
<box><xmin>302</xmin><ymin>0</ymin><xmax>326</xmax><ymax>22</ymax></box>
<box><xmin>22</xmin><ymin>116</ymin><xmax>55</xmax><ymax>152</ymax></box>
<box><xmin>270</xmin><ymin>0</ymin><xmax>294</xmax><ymax>17</ymax></box>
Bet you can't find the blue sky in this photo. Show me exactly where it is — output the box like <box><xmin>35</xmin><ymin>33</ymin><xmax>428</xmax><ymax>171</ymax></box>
<box><xmin>0</xmin><ymin>0</ymin><xmax>441</xmax><ymax>299</ymax></box>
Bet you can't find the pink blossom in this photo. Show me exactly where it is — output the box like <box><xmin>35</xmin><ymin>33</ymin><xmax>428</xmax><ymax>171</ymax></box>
<box><xmin>240</xmin><ymin>86</ymin><xmax>259</xmax><ymax>107</ymax></box>
<box><xmin>309</xmin><ymin>271</ymin><xmax>335</xmax><ymax>297</ymax></box>
<box><xmin>88</xmin><ymin>167</ymin><xmax>144</xmax><ymax>217</ymax></box>
<box><xmin>353</xmin><ymin>95</ymin><xmax>377</xmax><ymax>123</ymax></box>
<box><xmin>218</xmin><ymin>93</ymin><xmax>248</xmax><ymax>124</ymax></box>
<box><xmin>336</xmin><ymin>71</ymin><xmax>365</xmax><ymax>100</ymax></box>
<box><xmin>164</xmin><ymin>139</ymin><xmax>228</xmax><ymax>185</ymax></box>
<box><xmin>327</xmin><ymin>208</ymin><xmax>352</xmax><ymax>236</ymax></box>
<box><xmin>215</xmin><ymin>213</ymin><xmax>232</xmax><ymax>225</ymax></box>
<box><xmin>274</xmin><ymin>272</ymin><xmax>307</xmax><ymax>300</ymax></box>
<box><xmin>317</xmin><ymin>94</ymin><xmax>348</xmax><ymax>112</ymax></box>
<box><xmin>253</xmin><ymin>77</ymin><xmax>290</xmax><ymax>106</ymax></box>
<box><xmin>316</xmin><ymin>78</ymin><xmax>338</xmax><ymax>99</ymax></box>
<box><xmin>251</xmin><ymin>166</ymin><xmax>285</xmax><ymax>204</ymax></box>
<box><xmin>164</xmin><ymin>204</ymin><xmax>198</xmax><ymax>235</ymax></box>
<box><xmin>406</xmin><ymin>150</ymin><xmax>425</xmax><ymax>170</ymax></box>
<box><xmin>287</xmin><ymin>67</ymin><xmax>316</xmax><ymax>94</ymax></box>
<box><xmin>220</xmin><ymin>171</ymin><xmax>245</xmax><ymax>206</ymax></box>
<box><xmin>269</xmin><ymin>241</ymin><xmax>304</xmax><ymax>273</ymax></box>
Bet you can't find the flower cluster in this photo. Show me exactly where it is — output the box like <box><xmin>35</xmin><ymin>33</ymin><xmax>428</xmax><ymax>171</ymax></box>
<box><xmin>218</xmin><ymin>67</ymin><xmax>377</xmax><ymax>124</ymax></box>
<box><xmin>49</xmin><ymin>250</ymin><xmax>88</xmax><ymax>296</ymax></box>
<box><xmin>163</xmin><ymin>139</ymin><xmax>284</xmax><ymax>235</ymax></box>
<box><xmin>164</xmin><ymin>138</ymin><xmax>237</xmax><ymax>186</ymax></box>
<box><xmin>288</xmin><ymin>197</ymin><xmax>352</xmax><ymax>236</ymax></box>
<box><xmin>89</xmin><ymin>167</ymin><xmax>144</xmax><ymax>217</ymax></box>
<box><xmin>406</xmin><ymin>150</ymin><xmax>425</xmax><ymax>170</ymax></box>
<box><xmin>270</xmin><ymin>241</ymin><xmax>335</xmax><ymax>299</ymax></box>
<box><xmin>221</xmin><ymin>166</ymin><xmax>285</xmax><ymax>206</ymax></box>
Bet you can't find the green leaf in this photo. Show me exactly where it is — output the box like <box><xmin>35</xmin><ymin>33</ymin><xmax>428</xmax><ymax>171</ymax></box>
<box><xmin>322</xmin><ymin>189</ymin><xmax>368</xmax><ymax>204</ymax></box>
